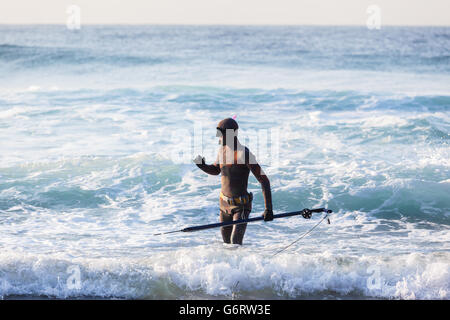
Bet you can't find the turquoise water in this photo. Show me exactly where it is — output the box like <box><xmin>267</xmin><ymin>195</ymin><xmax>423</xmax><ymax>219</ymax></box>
<box><xmin>0</xmin><ymin>25</ymin><xmax>449</xmax><ymax>299</ymax></box>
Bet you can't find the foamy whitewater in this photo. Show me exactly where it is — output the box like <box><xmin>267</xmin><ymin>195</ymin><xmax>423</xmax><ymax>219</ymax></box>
<box><xmin>0</xmin><ymin>25</ymin><xmax>449</xmax><ymax>299</ymax></box>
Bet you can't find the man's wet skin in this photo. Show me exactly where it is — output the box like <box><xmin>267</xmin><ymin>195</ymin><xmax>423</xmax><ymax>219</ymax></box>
<box><xmin>194</xmin><ymin>118</ymin><xmax>273</xmax><ymax>245</ymax></box>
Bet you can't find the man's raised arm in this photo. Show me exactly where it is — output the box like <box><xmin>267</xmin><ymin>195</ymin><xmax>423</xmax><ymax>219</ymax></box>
<box><xmin>194</xmin><ymin>155</ymin><xmax>221</xmax><ymax>175</ymax></box>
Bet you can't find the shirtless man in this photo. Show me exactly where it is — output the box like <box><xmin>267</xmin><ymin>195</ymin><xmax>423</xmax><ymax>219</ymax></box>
<box><xmin>194</xmin><ymin>118</ymin><xmax>273</xmax><ymax>245</ymax></box>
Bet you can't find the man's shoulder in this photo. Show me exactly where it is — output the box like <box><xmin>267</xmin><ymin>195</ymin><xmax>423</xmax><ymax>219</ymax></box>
<box><xmin>239</xmin><ymin>146</ymin><xmax>257</xmax><ymax>165</ymax></box>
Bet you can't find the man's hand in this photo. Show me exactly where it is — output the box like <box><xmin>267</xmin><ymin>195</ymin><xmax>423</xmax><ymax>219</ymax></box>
<box><xmin>193</xmin><ymin>155</ymin><xmax>205</xmax><ymax>165</ymax></box>
<box><xmin>262</xmin><ymin>209</ymin><xmax>273</xmax><ymax>222</ymax></box>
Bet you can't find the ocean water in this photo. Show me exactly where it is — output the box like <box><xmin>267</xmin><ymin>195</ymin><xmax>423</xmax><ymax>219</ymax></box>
<box><xmin>0</xmin><ymin>25</ymin><xmax>449</xmax><ymax>300</ymax></box>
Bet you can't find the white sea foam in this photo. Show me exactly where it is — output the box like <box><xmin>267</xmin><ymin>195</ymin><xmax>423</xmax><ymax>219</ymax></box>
<box><xmin>0</xmin><ymin>248</ymin><xmax>448</xmax><ymax>299</ymax></box>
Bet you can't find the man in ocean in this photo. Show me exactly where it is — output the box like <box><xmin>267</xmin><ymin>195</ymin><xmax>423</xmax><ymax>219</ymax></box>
<box><xmin>194</xmin><ymin>118</ymin><xmax>273</xmax><ymax>245</ymax></box>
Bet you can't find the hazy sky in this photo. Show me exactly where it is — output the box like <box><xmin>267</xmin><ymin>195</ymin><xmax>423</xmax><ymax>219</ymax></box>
<box><xmin>1</xmin><ymin>0</ymin><xmax>449</xmax><ymax>25</ymax></box>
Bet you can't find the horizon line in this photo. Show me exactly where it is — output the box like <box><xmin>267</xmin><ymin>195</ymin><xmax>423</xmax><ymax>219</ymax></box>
<box><xmin>1</xmin><ymin>22</ymin><xmax>449</xmax><ymax>27</ymax></box>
